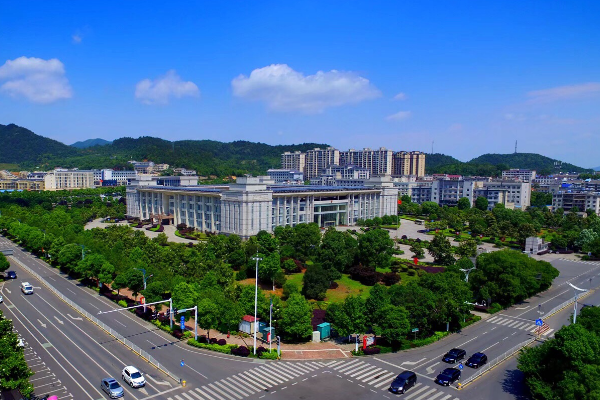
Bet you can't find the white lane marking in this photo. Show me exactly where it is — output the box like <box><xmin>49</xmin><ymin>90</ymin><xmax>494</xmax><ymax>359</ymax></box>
<box><xmin>349</xmin><ymin>364</ymin><xmax>378</xmax><ymax>377</ymax></box>
<box><xmin>360</xmin><ymin>368</ymin><xmax>384</xmax><ymax>382</ymax></box>
<box><xmin>66</xmin><ymin>288</ymin><xmax>76</xmax><ymax>295</ymax></box>
<box><xmin>223</xmin><ymin>377</ymin><xmax>254</xmax><ymax>396</ymax></box>
<box><xmin>206</xmin><ymin>383</ymin><xmax>235</xmax><ymax>400</ymax></box>
<box><xmin>425</xmin><ymin>362</ymin><xmax>440</xmax><ymax>374</ymax></box>
<box><xmin>512</xmin><ymin>322</ymin><xmax>527</xmax><ymax>329</ymax></box>
<box><xmin>185</xmin><ymin>363</ymin><xmax>208</xmax><ymax>380</ymax></box>
<box><xmin>337</xmin><ymin>361</ymin><xmax>365</xmax><ymax>373</ymax></box>
<box><xmin>213</xmin><ymin>381</ymin><xmax>243</xmax><ymax>400</ymax></box>
<box><xmin>372</xmin><ymin>373</ymin><xmax>396</xmax><ymax>388</ymax></box>
<box><xmin>88</xmin><ymin>302</ymin><xmax>100</xmax><ymax>310</ymax></box>
<box><xmin>67</xmin><ymin>314</ymin><xmax>82</xmax><ymax>321</ymax></box>
<box><xmin>254</xmin><ymin>367</ymin><xmax>286</xmax><ymax>383</ymax></box>
<box><xmin>506</xmin><ymin>321</ymin><xmax>521</xmax><ymax>328</ymax></box>
<box><xmin>344</xmin><ymin>363</ymin><xmax>374</xmax><ymax>376</ymax></box>
<box><xmin>482</xmin><ymin>341</ymin><xmax>500</xmax><ymax>352</ymax></box>
<box><xmin>246</xmin><ymin>369</ymin><xmax>280</xmax><ymax>386</ymax></box>
<box><xmin>427</xmin><ymin>392</ymin><xmax>447</xmax><ymax>400</ymax></box>
<box><xmin>401</xmin><ymin>357</ymin><xmax>427</xmax><ymax>366</ymax></box>
<box><xmin>409</xmin><ymin>388</ymin><xmax>437</xmax><ymax>400</ymax></box>
<box><xmin>401</xmin><ymin>384</ymin><xmax>429</xmax><ymax>398</ymax></box>
<box><xmin>114</xmin><ymin>319</ymin><xmax>126</xmax><ymax>328</ymax></box>
<box><xmin>332</xmin><ymin>360</ymin><xmax>361</xmax><ymax>370</ymax></box>
<box><xmin>229</xmin><ymin>374</ymin><xmax>261</xmax><ymax>392</ymax></box>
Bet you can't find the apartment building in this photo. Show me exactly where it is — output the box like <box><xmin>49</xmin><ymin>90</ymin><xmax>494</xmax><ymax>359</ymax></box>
<box><xmin>340</xmin><ymin>148</ymin><xmax>394</xmax><ymax>176</ymax></box>
<box><xmin>173</xmin><ymin>168</ymin><xmax>197</xmax><ymax>176</ymax></box>
<box><xmin>127</xmin><ymin>176</ymin><xmax>398</xmax><ymax>238</ymax></box>
<box><xmin>267</xmin><ymin>169</ymin><xmax>304</xmax><ymax>184</ymax></box>
<box><xmin>281</xmin><ymin>151</ymin><xmax>306</xmax><ymax>173</ymax></box>
<box><xmin>393</xmin><ymin>151</ymin><xmax>426</xmax><ymax>177</ymax></box>
<box><xmin>44</xmin><ymin>169</ymin><xmax>95</xmax><ymax>190</ymax></box>
<box><xmin>483</xmin><ymin>181</ymin><xmax>531</xmax><ymax>209</ymax></box>
<box><xmin>304</xmin><ymin>147</ymin><xmax>340</xmax><ymax>180</ymax></box>
<box><xmin>0</xmin><ymin>179</ymin><xmax>45</xmax><ymax>191</ymax></box>
<box><xmin>323</xmin><ymin>165</ymin><xmax>370</xmax><ymax>180</ymax></box>
<box><xmin>502</xmin><ymin>169</ymin><xmax>536</xmax><ymax>182</ymax></box>
<box><xmin>552</xmin><ymin>191</ymin><xmax>600</xmax><ymax>214</ymax></box>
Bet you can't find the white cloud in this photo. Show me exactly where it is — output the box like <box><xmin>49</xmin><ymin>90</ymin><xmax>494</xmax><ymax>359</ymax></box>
<box><xmin>385</xmin><ymin>110</ymin><xmax>412</xmax><ymax>121</ymax></box>
<box><xmin>393</xmin><ymin>92</ymin><xmax>407</xmax><ymax>101</ymax></box>
<box><xmin>448</xmin><ymin>123</ymin><xmax>463</xmax><ymax>132</ymax></box>
<box><xmin>72</xmin><ymin>34</ymin><xmax>82</xmax><ymax>44</ymax></box>
<box><xmin>231</xmin><ymin>64</ymin><xmax>380</xmax><ymax>113</ymax></box>
<box><xmin>135</xmin><ymin>70</ymin><xmax>199</xmax><ymax>105</ymax></box>
<box><xmin>527</xmin><ymin>82</ymin><xmax>600</xmax><ymax>103</ymax></box>
<box><xmin>0</xmin><ymin>56</ymin><xmax>73</xmax><ymax>103</ymax></box>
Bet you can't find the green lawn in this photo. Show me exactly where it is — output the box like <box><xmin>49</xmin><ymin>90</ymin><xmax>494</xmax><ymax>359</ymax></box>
<box><xmin>0</xmin><ymin>163</ymin><xmax>19</xmax><ymax>170</ymax></box>
<box><xmin>326</xmin><ymin>274</ymin><xmax>370</xmax><ymax>302</ymax></box>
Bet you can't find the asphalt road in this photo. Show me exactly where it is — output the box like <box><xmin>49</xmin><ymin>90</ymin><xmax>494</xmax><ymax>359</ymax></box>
<box><xmin>3</xmin><ymin>233</ymin><xmax>600</xmax><ymax>400</ymax></box>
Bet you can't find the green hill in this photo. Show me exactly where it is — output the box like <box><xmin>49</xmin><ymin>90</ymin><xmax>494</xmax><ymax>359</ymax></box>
<box><xmin>71</xmin><ymin>138</ymin><xmax>112</xmax><ymax>148</ymax></box>
<box><xmin>0</xmin><ymin>124</ymin><xmax>79</xmax><ymax>166</ymax></box>
<box><xmin>469</xmin><ymin>153</ymin><xmax>589</xmax><ymax>174</ymax></box>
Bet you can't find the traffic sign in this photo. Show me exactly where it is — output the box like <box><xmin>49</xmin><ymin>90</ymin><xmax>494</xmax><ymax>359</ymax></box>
<box><xmin>411</xmin><ymin>328</ymin><xmax>419</xmax><ymax>333</ymax></box>
<box><xmin>535</xmin><ymin>318</ymin><xmax>543</xmax><ymax>326</ymax></box>
<box><xmin>180</xmin><ymin>360</ymin><xmax>185</xmax><ymax>367</ymax></box>
<box><xmin>180</xmin><ymin>316</ymin><xmax>185</xmax><ymax>331</ymax></box>
<box><xmin>458</xmin><ymin>363</ymin><xmax>463</xmax><ymax>370</ymax></box>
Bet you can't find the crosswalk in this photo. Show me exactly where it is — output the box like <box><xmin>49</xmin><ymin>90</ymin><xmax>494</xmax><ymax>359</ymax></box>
<box><xmin>322</xmin><ymin>359</ymin><xmax>460</xmax><ymax>400</ymax></box>
<box><xmin>168</xmin><ymin>361</ymin><xmax>327</xmax><ymax>400</ymax></box>
<box><xmin>557</xmin><ymin>258</ymin><xmax>600</xmax><ymax>265</ymax></box>
<box><xmin>486</xmin><ymin>316</ymin><xmax>554</xmax><ymax>336</ymax></box>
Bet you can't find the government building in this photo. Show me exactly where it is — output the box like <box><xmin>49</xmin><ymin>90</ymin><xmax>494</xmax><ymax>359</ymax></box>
<box><xmin>126</xmin><ymin>176</ymin><xmax>398</xmax><ymax>238</ymax></box>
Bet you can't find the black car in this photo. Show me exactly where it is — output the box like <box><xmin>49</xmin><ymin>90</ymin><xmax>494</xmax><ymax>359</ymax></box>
<box><xmin>466</xmin><ymin>352</ymin><xmax>488</xmax><ymax>368</ymax></box>
<box><xmin>442</xmin><ymin>348</ymin><xmax>466</xmax><ymax>363</ymax></box>
<box><xmin>435</xmin><ymin>368</ymin><xmax>461</xmax><ymax>386</ymax></box>
<box><xmin>6</xmin><ymin>271</ymin><xmax>17</xmax><ymax>279</ymax></box>
<box><xmin>389</xmin><ymin>371</ymin><xmax>417</xmax><ymax>394</ymax></box>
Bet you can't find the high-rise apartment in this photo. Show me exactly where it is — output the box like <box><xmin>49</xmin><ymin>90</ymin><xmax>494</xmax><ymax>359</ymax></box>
<box><xmin>304</xmin><ymin>147</ymin><xmax>340</xmax><ymax>180</ymax></box>
<box><xmin>340</xmin><ymin>148</ymin><xmax>394</xmax><ymax>176</ymax></box>
<box><xmin>393</xmin><ymin>151</ymin><xmax>426</xmax><ymax>177</ymax></box>
<box><xmin>281</xmin><ymin>151</ymin><xmax>306</xmax><ymax>173</ymax></box>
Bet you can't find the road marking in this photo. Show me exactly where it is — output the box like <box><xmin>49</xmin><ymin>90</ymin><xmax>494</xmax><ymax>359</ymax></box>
<box><xmin>67</xmin><ymin>314</ymin><xmax>82</xmax><ymax>321</ymax></box>
<box><xmin>401</xmin><ymin>357</ymin><xmax>427</xmax><ymax>366</ymax></box>
<box><xmin>427</xmin><ymin>392</ymin><xmax>447</xmax><ymax>400</ymax></box>
<box><xmin>146</xmin><ymin>374</ymin><xmax>172</xmax><ymax>386</ymax></box>
<box><xmin>53</xmin><ymin>316</ymin><xmax>64</xmax><ymax>325</ymax></box>
<box><xmin>360</xmin><ymin>368</ymin><xmax>384</xmax><ymax>382</ymax></box>
<box><xmin>371</xmin><ymin>373</ymin><xmax>395</xmax><ymax>388</ymax></box>
<box><xmin>515</xmin><ymin>306</ymin><xmax>530</xmax><ymax>310</ymax></box>
<box><xmin>5</xmin><ymin>288</ymin><xmax>10</xmax><ymax>294</ymax></box>
<box><xmin>408</xmin><ymin>387</ymin><xmax>437</xmax><ymax>400</ymax></box>
<box><xmin>400</xmin><ymin>385</ymin><xmax>429</xmax><ymax>399</ymax></box>
<box><xmin>482</xmin><ymin>341</ymin><xmax>499</xmax><ymax>352</ymax></box>
<box><xmin>114</xmin><ymin>319</ymin><xmax>126</xmax><ymax>327</ymax></box>
<box><xmin>425</xmin><ymin>362</ymin><xmax>440</xmax><ymax>374</ymax></box>
<box><xmin>185</xmin><ymin>363</ymin><xmax>209</xmax><ymax>380</ymax></box>
<box><xmin>37</xmin><ymin>319</ymin><xmax>47</xmax><ymax>328</ymax></box>
<box><xmin>349</xmin><ymin>364</ymin><xmax>378</xmax><ymax>377</ymax></box>
<box><xmin>65</xmin><ymin>288</ymin><xmax>76</xmax><ymax>295</ymax></box>
<box><xmin>88</xmin><ymin>302</ymin><xmax>100</xmax><ymax>310</ymax></box>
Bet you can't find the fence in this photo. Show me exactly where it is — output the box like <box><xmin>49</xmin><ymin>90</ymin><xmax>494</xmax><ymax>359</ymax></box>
<box><xmin>461</xmin><ymin>338</ymin><xmax>534</xmax><ymax>387</ymax></box>
<box><xmin>10</xmin><ymin>256</ymin><xmax>180</xmax><ymax>384</ymax></box>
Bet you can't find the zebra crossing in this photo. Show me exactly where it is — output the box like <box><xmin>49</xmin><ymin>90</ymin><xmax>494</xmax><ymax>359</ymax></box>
<box><xmin>557</xmin><ymin>258</ymin><xmax>600</xmax><ymax>265</ymax></box>
<box><xmin>486</xmin><ymin>315</ymin><xmax>554</xmax><ymax>336</ymax></box>
<box><xmin>167</xmin><ymin>361</ymin><xmax>327</xmax><ymax>400</ymax></box>
<box><xmin>323</xmin><ymin>359</ymin><xmax>460</xmax><ymax>400</ymax></box>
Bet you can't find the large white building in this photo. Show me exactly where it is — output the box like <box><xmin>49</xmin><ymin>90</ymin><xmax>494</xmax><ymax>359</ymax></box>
<box><xmin>127</xmin><ymin>176</ymin><xmax>398</xmax><ymax>238</ymax></box>
<box><xmin>93</xmin><ymin>169</ymin><xmax>139</xmax><ymax>185</ymax></box>
<box><xmin>267</xmin><ymin>169</ymin><xmax>304</xmax><ymax>184</ymax></box>
<box><xmin>502</xmin><ymin>169</ymin><xmax>536</xmax><ymax>182</ymax></box>
<box><xmin>304</xmin><ymin>147</ymin><xmax>340</xmax><ymax>180</ymax></box>
<box><xmin>552</xmin><ymin>191</ymin><xmax>600</xmax><ymax>214</ymax></box>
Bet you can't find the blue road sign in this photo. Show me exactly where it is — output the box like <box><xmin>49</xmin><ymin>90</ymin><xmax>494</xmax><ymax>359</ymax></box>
<box><xmin>180</xmin><ymin>360</ymin><xmax>184</xmax><ymax>367</ymax></box>
<box><xmin>180</xmin><ymin>316</ymin><xmax>185</xmax><ymax>323</ymax></box>
<box><xmin>180</xmin><ymin>316</ymin><xmax>185</xmax><ymax>331</ymax></box>
<box><xmin>458</xmin><ymin>363</ymin><xmax>463</xmax><ymax>370</ymax></box>
<box><xmin>535</xmin><ymin>318</ymin><xmax>543</xmax><ymax>326</ymax></box>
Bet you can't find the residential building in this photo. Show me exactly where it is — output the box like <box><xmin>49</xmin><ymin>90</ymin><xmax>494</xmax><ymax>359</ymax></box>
<box><xmin>281</xmin><ymin>151</ymin><xmax>306</xmax><ymax>173</ymax></box>
<box><xmin>482</xmin><ymin>181</ymin><xmax>531</xmax><ymax>209</ymax></box>
<box><xmin>473</xmin><ymin>187</ymin><xmax>513</xmax><ymax>210</ymax></box>
<box><xmin>552</xmin><ymin>191</ymin><xmax>600</xmax><ymax>214</ymax></box>
<box><xmin>340</xmin><ymin>147</ymin><xmax>393</xmax><ymax>176</ymax></box>
<box><xmin>44</xmin><ymin>169</ymin><xmax>95</xmax><ymax>190</ymax></box>
<box><xmin>304</xmin><ymin>147</ymin><xmax>340</xmax><ymax>180</ymax></box>
<box><xmin>267</xmin><ymin>169</ymin><xmax>304</xmax><ymax>184</ymax></box>
<box><xmin>154</xmin><ymin>164</ymin><xmax>170</xmax><ymax>172</ymax></box>
<box><xmin>27</xmin><ymin>171</ymin><xmax>48</xmax><ymax>180</ymax></box>
<box><xmin>323</xmin><ymin>165</ymin><xmax>370</xmax><ymax>180</ymax></box>
<box><xmin>129</xmin><ymin>161</ymin><xmax>155</xmax><ymax>174</ymax></box>
<box><xmin>173</xmin><ymin>168</ymin><xmax>197</xmax><ymax>176</ymax></box>
<box><xmin>502</xmin><ymin>169</ymin><xmax>536</xmax><ymax>182</ymax></box>
<box><xmin>127</xmin><ymin>176</ymin><xmax>398</xmax><ymax>238</ymax></box>
<box><xmin>0</xmin><ymin>170</ymin><xmax>17</xmax><ymax>180</ymax></box>
<box><xmin>0</xmin><ymin>179</ymin><xmax>45</xmax><ymax>191</ymax></box>
<box><xmin>431</xmin><ymin>179</ymin><xmax>480</xmax><ymax>206</ymax></box>
<box><xmin>393</xmin><ymin>151</ymin><xmax>426</xmax><ymax>177</ymax></box>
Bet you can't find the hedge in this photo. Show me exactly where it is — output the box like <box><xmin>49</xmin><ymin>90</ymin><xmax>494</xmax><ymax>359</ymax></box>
<box><xmin>187</xmin><ymin>339</ymin><xmax>239</xmax><ymax>354</ymax></box>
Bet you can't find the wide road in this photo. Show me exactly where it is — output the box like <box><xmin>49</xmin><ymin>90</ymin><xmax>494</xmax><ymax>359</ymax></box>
<box><xmin>0</xmin><ymin>256</ymin><xmax>180</xmax><ymax>400</ymax></box>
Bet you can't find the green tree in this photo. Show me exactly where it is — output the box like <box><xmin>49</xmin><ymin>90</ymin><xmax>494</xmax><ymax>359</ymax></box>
<box><xmin>457</xmin><ymin>197</ymin><xmax>471</xmax><ymax>210</ymax></box>
<box><xmin>0</xmin><ymin>309</ymin><xmax>33</xmax><ymax>396</ymax></box>
<box><xmin>365</xmin><ymin>284</ymin><xmax>389</xmax><ymax>327</ymax></box>
<box><xmin>197</xmin><ymin>298</ymin><xmax>220</xmax><ymax>338</ymax></box>
<box><xmin>474</xmin><ymin>196</ymin><xmax>488</xmax><ymax>211</ymax></box>
<box><xmin>409</xmin><ymin>242</ymin><xmax>425</xmax><ymax>259</ymax></box>
<box><xmin>456</xmin><ymin>238</ymin><xmax>478</xmax><ymax>258</ymax></box>
<box><xmin>427</xmin><ymin>234</ymin><xmax>456</xmax><ymax>266</ymax></box>
<box><xmin>0</xmin><ymin>252</ymin><xmax>9</xmax><ymax>273</ymax></box>
<box><xmin>576</xmin><ymin>229</ymin><xmax>599</xmax><ymax>252</ymax></box>
<box><xmin>57</xmin><ymin>243</ymin><xmax>83</xmax><ymax>272</ymax></box>
<box><xmin>302</xmin><ymin>264</ymin><xmax>330</xmax><ymax>300</ymax></box>
<box><xmin>279</xmin><ymin>294</ymin><xmax>313</xmax><ymax>341</ymax></box>
<box><xmin>373</xmin><ymin>305</ymin><xmax>410</xmax><ymax>343</ymax></box>
<box><xmin>358</xmin><ymin>229</ymin><xmax>394</xmax><ymax>269</ymax></box>
<box><xmin>328</xmin><ymin>295</ymin><xmax>368</xmax><ymax>339</ymax></box>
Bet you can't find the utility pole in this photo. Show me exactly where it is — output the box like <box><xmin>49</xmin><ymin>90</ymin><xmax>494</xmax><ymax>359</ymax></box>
<box><xmin>251</xmin><ymin>252</ymin><xmax>262</xmax><ymax>355</ymax></box>
<box><xmin>568</xmin><ymin>282</ymin><xmax>587</xmax><ymax>324</ymax></box>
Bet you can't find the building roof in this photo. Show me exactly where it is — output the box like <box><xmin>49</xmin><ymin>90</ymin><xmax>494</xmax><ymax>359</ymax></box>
<box><xmin>242</xmin><ymin>315</ymin><xmax>260</xmax><ymax>322</ymax></box>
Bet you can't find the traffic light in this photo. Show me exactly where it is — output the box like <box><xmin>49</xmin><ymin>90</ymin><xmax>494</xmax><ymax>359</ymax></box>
<box><xmin>152</xmin><ymin>310</ymin><xmax>158</xmax><ymax>320</ymax></box>
<box><xmin>276</xmin><ymin>336</ymin><xmax>281</xmax><ymax>346</ymax></box>
<box><xmin>165</xmin><ymin>309</ymin><xmax>170</xmax><ymax>318</ymax></box>
<box><xmin>173</xmin><ymin>308</ymin><xmax>178</xmax><ymax>316</ymax></box>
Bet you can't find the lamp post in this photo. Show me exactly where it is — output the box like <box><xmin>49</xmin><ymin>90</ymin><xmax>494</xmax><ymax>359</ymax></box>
<box><xmin>459</xmin><ymin>267</ymin><xmax>476</xmax><ymax>283</ymax></box>
<box><xmin>567</xmin><ymin>282</ymin><xmax>587</xmax><ymax>324</ymax></box>
<box><xmin>79</xmin><ymin>244</ymin><xmax>85</xmax><ymax>260</ymax></box>
<box><xmin>251</xmin><ymin>252</ymin><xmax>262</xmax><ymax>355</ymax></box>
<box><xmin>136</xmin><ymin>268</ymin><xmax>153</xmax><ymax>290</ymax></box>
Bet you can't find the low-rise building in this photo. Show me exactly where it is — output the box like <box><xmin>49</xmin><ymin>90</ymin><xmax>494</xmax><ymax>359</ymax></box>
<box><xmin>44</xmin><ymin>169</ymin><xmax>95</xmax><ymax>191</ymax></box>
<box><xmin>552</xmin><ymin>191</ymin><xmax>600</xmax><ymax>214</ymax></box>
<box><xmin>0</xmin><ymin>179</ymin><xmax>45</xmax><ymax>191</ymax></box>
<box><xmin>267</xmin><ymin>169</ymin><xmax>304</xmax><ymax>184</ymax></box>
<box><xmin>173</xmin><ymin>168</ymin><xmax>197</xmax><ymax>176</ymax></box>
<box><xmin>502</xmin><ymin>169</ymin><xmax>536</xmax><ymax>182</ymax></box>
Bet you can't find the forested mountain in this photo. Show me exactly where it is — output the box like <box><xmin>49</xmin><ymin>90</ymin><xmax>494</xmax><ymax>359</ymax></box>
<box><xmin>0</xmin><ymin>123</ymin><xmax>327</xmax><ymax>177</ymax></box>
<box><xmin>71</xmin><ymin>138</ymin><xmax>112</xmax><ymax>148</ymax></box>
<box><xmin>0</xmin><ymin>124</ymin><xmax>78</xmax><ymax>165</ymax></box>
<box><xmin>469</xmin><ymin>153</ymin><xmax>589</xmax><ymax>174</ymax></box>
<box><xmin>424</xmin><ymin>153</ymin><xmax>461</xmax><ymax>170</ymax></box>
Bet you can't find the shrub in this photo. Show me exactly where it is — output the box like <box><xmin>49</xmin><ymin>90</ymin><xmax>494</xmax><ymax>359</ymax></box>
<box><xmin>382</xmin><ymin>272</ymin><xmax>400</xmax><ymax>286</ymax></box>
<box><xmin>259</xmin><ymin>350</ymin><xmax>279</xmax><ymax>360</ymax></box>
<box><xmin>187</xmin><ymin>339</ymin><xmax>238</xmax><ymax>354</ymax></box>
<box><xmin>118</xmin><ymin>300</ymin><xmax>127</xmax><ymax>308</ymax></box>
<box><xmin>217</xmin><ymin>339</ymin><xmax>227</xmax><ymax>346</ymax></box>
<box><xmin>209</xmin><ymin>337</ymin><xmax>218</xmax><ymax>344</ymax></box>
<box><xmin>232</xmin><ymin>346</ymin><xmax>251</xmax><ymax>357</ymax></box>
<box><xmin>407</xmin><ymin>269</ymin><xmax>416</xmax><ymax>276</ymax></box>
<box><xmin>363</xmin><ymin>347</ymin><xmax>381</xmax><ymax>355</ymax></box>
<box><xmin>256</xmin><ymin>346</ymin><xmax>267</xmax><ymax>356</ymax></box>
<box><xmin>488</xmin><ymin>303</ymin><xmax>503</xmax><ymax>314</ymax></box>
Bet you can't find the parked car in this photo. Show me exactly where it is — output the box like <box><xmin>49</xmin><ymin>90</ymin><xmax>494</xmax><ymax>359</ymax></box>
<box><xmin>6</xmin><ymin>271</ymin><xmax>17</xmax><ymax>279</ymax></box>
<box><xmin>435</xmin><ymin>368</ymin><xmax>461</xmax><ymax>386</ymax></box>
<box><xmin>389</xmin><ymin>371</ymin><xmax>417</xmax><ymax>394</ymax></box>
<box><xmin>466</xmin><ymin>352</ymin><xmax>488</xmax><ymax>368</ymax></box>
<box><xmin>122</xmin><ymin>366</ymin><xmax>145</xmax><ymax>387</ymax></box>
<box><xmin>101</xmin><ymin>378</ymin><xmax>124</xmax><ymax>398</ymax></box>
<box><xmin>442</xmin><ymin>348</ymin><xmax>466</xmax><ymax>363</ymax></box>
<box><xmin>0</xmin><ymin>294</ymin><xmax>3</xmax><ymax>303</ymax></box>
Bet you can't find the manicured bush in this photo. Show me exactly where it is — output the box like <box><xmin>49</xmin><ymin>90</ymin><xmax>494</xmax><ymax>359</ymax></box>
<box><xmin>363</xmin><ymin>347</ymin><xmax>381</xmax><ymax>355</ymax></box>
<box><xmin>118</xmin><ymin>300</ymin><xmax>128</xmax><ymax>308</ymax></box>
<box><xmin>259</xmin><ymin>350</ymin><xmax>279</xmax><ymax>360</ymax></box>
<box><xmin>232</xmin><ymin>346</ymin><xmax>250</xmax><ymax>357</ymax></box>
<box><xmin>256</xmin><ymin>346</ymin><xmax>267</xmax><ymax>356</ymax></box>
<box><xmin>187</xmin><ymin>339</ymin><xmax>238</xmax><ymax>354</ymax></box>
<box><xmin>209</xmin><ymin>337</ymin><xmax>218</xmax><ymax>344</ymax></box>
<box><xmin>217</xmin><ymin>339</ymin><xmax>227</xmax><ymax>346</ymax></box>
<box><xmin>382</xmin><ymin>272</ymin><xmax>400</xmax><ymax>286</ymax></box>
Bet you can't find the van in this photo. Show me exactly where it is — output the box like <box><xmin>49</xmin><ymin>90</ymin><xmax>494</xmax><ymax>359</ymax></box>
<box><xmin>21</xmin><ymin>282</ymin><xmax>33</xmax><ymax>295</ymax></box>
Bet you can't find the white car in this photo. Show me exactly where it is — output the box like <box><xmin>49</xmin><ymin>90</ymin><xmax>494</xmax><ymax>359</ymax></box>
<box><xmin>0</xmin><ymin>294</ymin><xmax>3</xmax><ymax>303</ymax></box>
<box><xmin>122</xmin><ymin>366</ymin><xmax>145</xmax><ymax>388</ymax></box>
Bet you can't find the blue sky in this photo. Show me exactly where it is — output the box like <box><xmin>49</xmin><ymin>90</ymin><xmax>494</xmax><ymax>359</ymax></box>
<box><xmin>1</xmin><ymin>1</ymin><xmax>599</xmax><ymax>167</ymax></box>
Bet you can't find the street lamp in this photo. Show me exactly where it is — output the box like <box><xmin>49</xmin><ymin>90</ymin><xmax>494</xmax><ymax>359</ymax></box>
<box><xmin>251</xmin><ymin>252</ymin><xmax>262</xmax><ymax>355</ymax></box>
<box><xmin>459</xmin><ymin>267</ymin><xmax>476</xmax><ymax>283</ymax></box>
<box><xmin>567</xmin><ymin>282</ymin><xmax>587</xmax><ymax>324</ymax></box>
<box><xmin>135</xmin><ymin>268</ymin><xmax>152</xmax><ymax>290</ymax></box>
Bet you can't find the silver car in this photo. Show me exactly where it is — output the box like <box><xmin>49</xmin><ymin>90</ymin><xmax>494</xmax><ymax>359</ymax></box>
<box><xmin>101</xmin><ymin>378</ymin><xmax>124</xmax><ymax>398</ymax></box>
<box><xmin>122</xmin><ymin>366</ymin><xmax>145</xmax><ymax>387</ymax></box>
